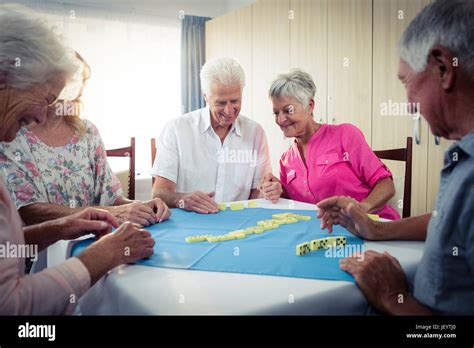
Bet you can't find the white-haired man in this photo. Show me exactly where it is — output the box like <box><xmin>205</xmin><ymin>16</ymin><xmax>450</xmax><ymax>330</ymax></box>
<box><xmin>152</xmin><ymin>57</ymin><xmax>271</xmax><ymax>213</ymax></box>
<box><xmin>317</xmin><ymin>0</ymin><xmax>474</xmax><ymax>315</ymax></box>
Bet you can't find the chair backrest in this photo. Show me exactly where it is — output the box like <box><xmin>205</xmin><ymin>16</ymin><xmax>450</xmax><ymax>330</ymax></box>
<box><xmin>373</xmin><ymin>137</ymin><xmax>413</xmax><ymax>218</ymax></box>
<box><xmin>106</xmin><ymin>137</ymin><xmax>135</xmax><ymax>200</ymax></box>
<box><xmin>151</xmin><ymin>138</ymin><xmax>157</xmax><ymax>165</ymax></box>
<box><xmin>151</xmin><ymin>138</ymin><xmax>157</xmax><ymax>186</ymax></box>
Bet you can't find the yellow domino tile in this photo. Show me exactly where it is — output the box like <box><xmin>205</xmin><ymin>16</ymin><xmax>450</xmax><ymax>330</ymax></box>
<box><xmin>233</xmin><ymin>233</ymin><xmax>246</xmax><ymax>239</ymax></box>
<box><xmin>230</xmin><ymin>202</ymin><xmax>245</xmax><ymax>210</ymax></box>
<box><xmin>247</xmin><ymin>200</ymin><xmax>258</xmax><ymax>208</ymax></box>
<box><xmin>185</xmin><ymin>235</ymin><xmax>209</xmax><ymax>243</ymax></box>
<box><xmin>229</xmin><ymin>229</ymin><xmax>246</xmax><ymax>235</ymax></box>
<box><xmin>272</xmin><ymin>213</ymin><xmax>291</xmax><ymax>219</ymax></box>
<box><xmin>310</xmin><ymin>239</ymin><xmax>323</xmax><ymax>251</ymax></box>
<box><xmin>218</xmin><ymin>203</ymin><xmax>227</xmax><ymax>211</ymax></box>
<box><xmin>254</xmin><ymin>227</ymin><xmax>265</xmax><ymax>234</ymax></box>
<box><xmin>206</xmin><ymin>236</ymin><xmax>220</xmax><ymax>243</ymax></box>
<box><xmin>292</xmin><ymin>214</ymin><xmax>311</xmax><ymax>220</ymax></box>
<box><xmin>367</xmin><ymin>213</ymin><xmax>380</xmax><ymax>221</ymax></box>
<box><xmin>244</xmin><ymin>227</ymin><xmax>257</xmax><ymax>234</ymax></box>
<box><xmin>219</xmin><ymin>234</ymin><xmax>236</xmax><ymax>241</ymax></box>
<box><xmin>296</xmin><ymin>241</ymin><xmax>311</xmax><ymax>256</ymax></box>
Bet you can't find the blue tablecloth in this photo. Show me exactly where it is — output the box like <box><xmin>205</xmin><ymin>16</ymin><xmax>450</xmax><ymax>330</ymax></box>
<box><xmin>71</xmin><ymin>208</ymin><xmax>364</xmax><ymax>282</ymax></box>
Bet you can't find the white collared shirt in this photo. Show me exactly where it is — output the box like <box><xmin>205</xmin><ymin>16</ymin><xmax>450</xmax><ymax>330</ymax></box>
<box><xmin>151</xmin><ymin>107</ymin><xmax>271</xmax><ymax>202</ymax></box>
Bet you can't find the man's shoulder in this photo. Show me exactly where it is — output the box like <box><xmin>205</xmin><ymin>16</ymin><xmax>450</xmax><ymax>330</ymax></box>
<box><xmin>168</xmin><ymin>108</ymin><xmax>204</xmax><ymax>127</ymax></box>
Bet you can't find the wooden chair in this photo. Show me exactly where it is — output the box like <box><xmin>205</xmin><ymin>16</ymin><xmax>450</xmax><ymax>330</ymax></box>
<box><xmin>106</xmin><ymin>137</ymin><xmax>135</xmax><ymax>200</ymax></box>
<box><xmin>373</xmin><ymin>137</ymin><xmax>413</xmax><ymax>218</ymax></box>
<box><xmin>151</xmin><ymin>138</ymin><xmax>157</xmax><ymax>186</ymax></box>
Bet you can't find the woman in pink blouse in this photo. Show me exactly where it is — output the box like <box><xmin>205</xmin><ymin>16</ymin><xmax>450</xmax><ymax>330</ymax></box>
<box><xmin>260</xmin><ymin>69</ymin><xmax>400</xmax><ymax>221</ymax></box>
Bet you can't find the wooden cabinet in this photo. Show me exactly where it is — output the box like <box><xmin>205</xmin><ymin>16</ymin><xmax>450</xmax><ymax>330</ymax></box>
<box><xmin>251</xmin><ymin>0</ymin><xmax>290</xmax><ymax>174</ymax></box>
<box><xmin>372</xmin><ymin>0</ymin><xmax>431</xmax><ymax>216</ymax></box>
<box><xmin>289</xmin><ymin>0</ymin><xmax>328</xmax><ymax>124</ymax></box>
<box><xmin>327</xmin><ymin>0</ymin><xmax>373</xmax><ymax>142</ymax></box>
<box><xmin>205</xmin><ymin>6</ymin><xmax>253</xmax><ymax>119</ymax></box>
<box><xmin>205</xmin><ymin>16</ymin><xmax>227</xmax><ymax>62</ymax></box>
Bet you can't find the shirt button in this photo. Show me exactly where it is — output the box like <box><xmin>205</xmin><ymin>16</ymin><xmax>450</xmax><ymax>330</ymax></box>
<box><xmin>432</xmin><ymin>210</ymin><xmax>438</xmax><ymax>217</ymax></box>
<box><xmin>325</xmin><ymin>160</ymin><xmax>329</xmax><ymax>163</ymax></box>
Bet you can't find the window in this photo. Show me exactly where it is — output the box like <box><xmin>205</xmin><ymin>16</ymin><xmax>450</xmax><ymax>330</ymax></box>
<box><xmin>46</xmin><ymin>11</ymin><xmax>182</xmax><ymax>174</ymax></box>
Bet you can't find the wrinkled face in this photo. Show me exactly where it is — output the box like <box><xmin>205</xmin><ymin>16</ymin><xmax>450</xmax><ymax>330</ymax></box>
<box><xmin>398</xmin><ymin>58</ymin><xmax>446</xmax><ymax>138</ymax></box>
<box><xmin>272</xmin><ymin>95</ymin><xmax>313</xmax><ymax>138</ymax></box>
<box><xmin>205</xmin><ymin>82</ymin><xmax>242</xmax><ymax>128</ymax></box>
<box><xmin>0</xmin><ymin>75</ymin><xmax>65</xmax><ymax>142</ymax></box>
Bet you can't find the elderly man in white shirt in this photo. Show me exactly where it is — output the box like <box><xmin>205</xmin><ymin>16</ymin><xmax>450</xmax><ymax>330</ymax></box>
<box><xmin>152</xmin><ymin>57</ymin><xmax>272</xmax><ymax>214</ymax></box>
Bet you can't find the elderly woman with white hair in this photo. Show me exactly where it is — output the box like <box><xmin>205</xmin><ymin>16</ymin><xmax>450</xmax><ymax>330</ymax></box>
<box><xmin>260</xmin><ymin>69</ymin><xmax>400</xmax><ymax>222</ymax></box>
<box><xmin>0</xmin><ymin>4</ymin><xmax>154</xmax><ymax>314</ymax></box>
<box><xmin>152</xmin><ymin>56</ymin><xmax>271</xmax><ymax>213</ymax></box>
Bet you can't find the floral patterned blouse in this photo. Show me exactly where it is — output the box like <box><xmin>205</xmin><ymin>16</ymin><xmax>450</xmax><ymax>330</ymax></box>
<box><xmin>0</xmin><ymin>120</ymin><xmax>122</xmax><ymax>210</ymax></box>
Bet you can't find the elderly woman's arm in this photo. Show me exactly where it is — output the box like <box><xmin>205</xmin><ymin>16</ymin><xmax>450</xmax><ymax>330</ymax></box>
<box><xmin>360</xmin><ymin>177</ymin><xmax>396</xmax><ymax>213</ymax></box>
<box><xmin>18</xmin><ymin>197</ymin><xmax>170</xmax><ymax>226</ymax></box>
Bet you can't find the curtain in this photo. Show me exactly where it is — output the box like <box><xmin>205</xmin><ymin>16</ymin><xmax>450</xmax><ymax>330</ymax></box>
<box><xmin>181</xmin><ymin>15</ymin><xmax>210</xmax><ymax>114</ymax></box>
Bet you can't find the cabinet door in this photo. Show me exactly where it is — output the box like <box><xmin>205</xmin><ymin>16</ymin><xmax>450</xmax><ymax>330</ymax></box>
<box><xmin>372</xmin><ymin>0</ymin><xmax>431</xmax><ymax>216</ymax></box>
<box><xmin>289</xmin><ymin>0</ymin><xmax>328</xmax><ymax>124</ymax></box>
<box><xmin>205</xmin><ymin>16</ymin><xmax>228</xmax><ymax>61</ymax></box>
<box><xmin>252</xmin><ymin>0</ymin><xmax>290</xmax><ymax>175</ymax></box>
<box><xmin>327</xmin><ymin>0</ymin><xmax>372</xmax><ymax>142</ymax></box>
<box><xmin>226</xmin><ymin>5</ymin><xmax>253</xmax><ymax>118</ymax></box>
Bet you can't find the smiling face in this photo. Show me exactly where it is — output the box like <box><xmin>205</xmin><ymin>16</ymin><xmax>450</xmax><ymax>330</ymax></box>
<box><xmin>205</xmin><ymin>82</ymin><xmax>242</xmax><ymax>129</ymax></box>
<box><xmin>272</xmin><ymin>95</ymin><xmax>314</xmax><ymax>138</ymax></box>
<box><xmin>0</xmin><ymin>74</ymin><xmax>66</xmax><ymax>142</ymax></box>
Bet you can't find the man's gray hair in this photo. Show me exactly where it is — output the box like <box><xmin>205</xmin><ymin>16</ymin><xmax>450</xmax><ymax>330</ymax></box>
<box><xmin>399</xmin><ymin>0</ymin><xmax>474</xmax><ymax>75</ymax></box>
<box><xmin>200</xmin><ymin>57</ymin><xmax>245</xmax><ymax>96</ymax></box>
<box><xmin>0</xmin><ymin>4</ymin><xmax>78</xmax><ymax>89</ymax></box>
<box><xmin>268</xmin><ymin>69</ymin><xmax>316</xmax><ymax>108</ymax></box>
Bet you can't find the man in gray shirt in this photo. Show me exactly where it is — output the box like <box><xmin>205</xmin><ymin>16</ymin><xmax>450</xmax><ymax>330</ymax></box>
<box><xmin>317</xmin><ymin>0</ymin><xmax>474</xmax><ymax>315</ymax></box>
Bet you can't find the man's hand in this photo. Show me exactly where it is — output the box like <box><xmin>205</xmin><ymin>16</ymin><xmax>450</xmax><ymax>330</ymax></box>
<box><xmin>58</xmin><ymin>207</ymin><xmax>119</xmax><ymax>240</ymax></box>
<box><xmin>143</xmin><ymin>198</ymin><xmax>171</xmax><ymax>223</ymax></box>
<box><xmin>317</xmin><ymin>196</ymin><xmax>381</xmax><ymax>239</ymax></box>
<box><xmin>340</xmin><ymin>251</ymin><xmax>409</xmax><ymax>314</ymax></box>
<box><xmin>178</xmin><ymin>191</ymin><xmax>219</xmax><ymax>214</ymax></box>
<box><xmin>110</xmin><ymin>201</ymin><xmax>161</xmax><ymax>226</ymax></box>
<box><xmin>258</xmin><ymin>173</ymin><xmax>283</xmax><ymax>203</ymax></box>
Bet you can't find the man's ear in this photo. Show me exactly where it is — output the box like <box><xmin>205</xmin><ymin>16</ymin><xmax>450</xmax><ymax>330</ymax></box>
<box><xmin>308</xmin><ymin>98</ymin><xmax>315</xmax><ymax>114</ymax></box>
<box><xmin>427</xmin><ymin>45</ymin><xmax>456</xmax><ymax>91</ymax></box>
<box><xmin>203</xmin><ymin>93</ymin><xmax>209</xmax><ymax>104</ymax></box>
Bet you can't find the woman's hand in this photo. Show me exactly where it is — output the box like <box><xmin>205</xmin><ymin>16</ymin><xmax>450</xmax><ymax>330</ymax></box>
<box><xmin>143</xmin><ymin>198</ymin><xmax>171</xmax><ymax>223</ymax></box>
<box><xmin>57</xmin><ymin>207</ymin><xmax>119</xmax><ymax>240</ymax></box>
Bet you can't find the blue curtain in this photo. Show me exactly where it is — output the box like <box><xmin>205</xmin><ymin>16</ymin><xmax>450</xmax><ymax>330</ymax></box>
<box><xmin>181</xmin><ymin>15</ymin><xmax>210</xmax><ymax>114</ymax></box>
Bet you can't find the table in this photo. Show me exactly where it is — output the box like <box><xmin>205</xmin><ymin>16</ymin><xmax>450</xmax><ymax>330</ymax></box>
<box><xmin>67</xmin><ymin>198</ymin><xmax>425</xmax><ymax>315</ymax></box>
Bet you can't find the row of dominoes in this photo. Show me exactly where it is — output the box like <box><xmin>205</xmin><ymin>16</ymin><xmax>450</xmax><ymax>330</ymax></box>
<box><xmin>296</xmin><ymin>236</ymin><xmax>347</xmax><ymax>256</ymax></box>
<box><xmin>185</xmin><ymin>212</ymin><xmax>312</xmax><ymax>243</ymax></box>
<box><xmin>218</xmin><ymin>200</ymin><xmax>259</xmax><ymax>211</ymax></box>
